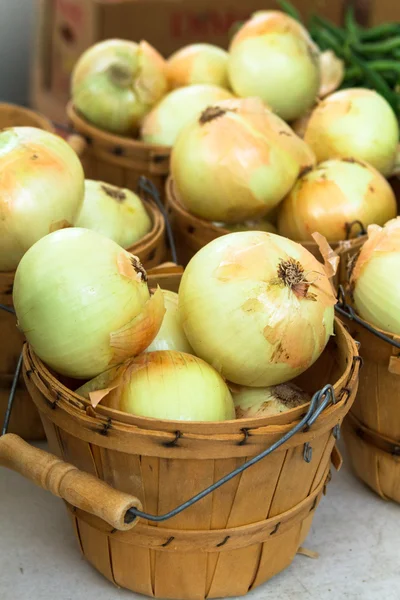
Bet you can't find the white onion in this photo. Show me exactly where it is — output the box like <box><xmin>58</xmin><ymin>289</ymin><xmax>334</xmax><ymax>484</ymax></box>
<box><xmin>233</xmin><ymin>382</ymin><xmax>310</xmax><ymax>418</ymax></box>
<box><xmin>146</xmin><ymin>290</ymin><xmax>193</xmax><ymax>353</ymax></box>
<box><xmin>167</xmin><ymin>44</ymin><xmax>230</xmax><ymax>89</ymax></box>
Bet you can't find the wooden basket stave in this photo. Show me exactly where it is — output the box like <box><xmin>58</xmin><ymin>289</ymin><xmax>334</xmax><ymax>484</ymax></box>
<box><xmin>67</xmin><ymin>103</ymin><xmax>171</xmax><ymax>198</ymax></box>
<box><xmin>20</xmin><ymin>264</ymin><xmax>359</xmax><ymax>599</ymax></box>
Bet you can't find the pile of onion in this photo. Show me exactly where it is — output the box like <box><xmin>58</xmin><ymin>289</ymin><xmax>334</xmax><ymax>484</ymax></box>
<box><xmin>0</xmin><ymin>127</ymin><xmax>84</xmax><ymax>272</ymax></box>
<box><xmin>13</xmin><ymin>228</ymin><xmax>165</xmax><ymax>379</ymax></box>
<box><xmin>140</xmin><ymin>84</ymin><xmax>233</xmax><ymax>146</ymax></box>
<box><xmin>77</xmin><ymin>350</ymin><xmax>235</xmax><ymax>422</ymax></box>
<box><xmin>166</xmin><ymin>44</ymin><xmax>230</xmax><ymax>90</ymax></box>
<box><xmin>278</xmin><ymin>159</ymin><xmax>397</xmax><ymax>242</ymax></box>
<box><xmin>349</xmin><ymin>217</ymin><xmax>400</xmax><ymax>335</ymax></box>
<box><xmin>303</xmin><ymin>88</ymin><xmax>399</xmax><ymax>176</ymax></box>
<box><xmin>171</xmin><ymin>97</ymin><xmax>316</xmax><ymax>223</ymax></box>
<box><xmin>179</xmin><ymin>230</ymin><xmax>336</xmax><ymax>386</ymax></box>
<box><xmin>228</xmin><ymin>11</ymin><xmax>320</xmax><ymax>121</ymax></box>
<box><xmin>71</xmin><ymin>39</ymin><xmax>167</xmax><ymax>135</ymax></box>
<box><xmin>145</xmin><ymin>290</ymin><xmax>193</xmax><ymax>353</ymax></box>
<box><xmin>75</xmin><ymin>180</ymin><xmax>152</xmax><ymax>248</ymax></box>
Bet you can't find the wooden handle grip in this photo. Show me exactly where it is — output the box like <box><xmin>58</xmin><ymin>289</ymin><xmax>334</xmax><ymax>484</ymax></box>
<box><xmin>0</xmin><ymin>434</ymin><xmax>142</xmax><ymax>530</ymax></box>
<box><xmin>67</xmin><ymin>134</ymin><xmax>87</xmax><ymax>157</ymax></box>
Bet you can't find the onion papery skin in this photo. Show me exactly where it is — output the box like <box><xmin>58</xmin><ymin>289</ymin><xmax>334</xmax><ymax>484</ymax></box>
<box><xmin>0</xmin><ymin>127</ymin><xmax>84</xmax><ymax>271</ymax></box>
<box><xmin>278</xmin><ymin>159</ymin><xmax>397</xmax><ymax>242</ymax></box>
<box><xmin>75</xmin><ymin>180</ymin><xmax>152</xmax><ymax>248</ymax></box>
<box><xmin>140</xmin><ymin>84</ymin><xmax>233</xmax><ymax>146</ymax></box>
<box><xmin>228</xmin><ymin>11</ymin><xmax>320</xmax><ymax>121</ymax></box>
<box><xmin>179</xmin><ymin>231</ymin><xmax>335</xmax><ymax>387</ymax></box>
<box><xmin>167</xmin><ymin>44</ymin><xmax>230</xmax><ymax>90</ymax></box>
<box><xmin>146</xmin><ymin>290</ymin><xmax>193</xmax><ymax>353</ymax></box>
<box><xmin>71</xmin><ymin>39</ymin><xmax>168</xmax><ymax>135</ymax></box>
<box><xmin>171</xmin><ymin>97</ymin><xmax>316</xmax><ymax>224</ymax></box>
<box><xmin>13</xmin><ymin>228</ymin><xmax>165</xmax><ymax>379</ymax></box>
<box><xmin>233</xmin><ymin>382</ymin><xmax>310</xmax><ymax>418</ymax></box>
<box><xmin>350</xmin><ymin>218</ymin><xmax>400</xmax><ymax>335</ymax></box>
<box><xmin>304</xmin><ymin>88</ymin><xmax>399</xmax><ymax>176</ymax></box>
<box><xmin>77</xmin><ymin>351</ymin><xmax>235</xmax><ymax>422</ymax></box>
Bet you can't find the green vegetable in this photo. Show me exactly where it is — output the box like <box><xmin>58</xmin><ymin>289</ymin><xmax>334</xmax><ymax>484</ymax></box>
<box><xmin>276</xmin><ymin>0</ymin><xmax>301</xmax><ymax>22</ymax></box>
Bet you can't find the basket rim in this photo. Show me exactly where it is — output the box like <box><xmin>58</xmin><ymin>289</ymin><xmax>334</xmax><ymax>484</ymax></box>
<box><xmin>22</xmin><ymin>317</ymin><xmax>358</xmax><ymax>436</ymax></box>
<box><xmin>126</xmin><ymin>198</ymin><xmax>164</xmax><ymax>255</ymax></box>
<box><xmin>0</xmin><ymin>101</ymin><xmax>54</xmax><ymax>133</ymax></box>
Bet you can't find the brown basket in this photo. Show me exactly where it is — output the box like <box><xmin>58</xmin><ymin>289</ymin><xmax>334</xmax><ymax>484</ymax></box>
<box><xmin>0</xmin><ymin>102</ymin><xmax>55</xmax><ymax>440</ymax></box>
<box><xmin>166</xmin><ymin>177</ymin><xmax>366</xmax><ymax>287</ymax></box>
<box><xmin>67</xmin><ymin>102</ymin><xmax>171</xmax><ymax>197</ymax></box>
<box><xmin>126</xmin><ymin>199</ymin><xmax>167</xmax><ymax>269</ymax></box>
<box><xmin>1</xmin><ymin>264</ymin><xmax>359</xmax><ymax>599</ymax></box>
<box><xmin>341</xmin><ymin>314</ymin><xmax>400</xmax><ymax>503</ymax></box>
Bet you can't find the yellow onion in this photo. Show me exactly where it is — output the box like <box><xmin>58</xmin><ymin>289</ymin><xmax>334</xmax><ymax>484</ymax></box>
<box><xmin>145</xmin><ymin>290</ymin><xmax>193</xmax><ymax>353</ymax></box>
<box><xmin>171</xmin><ymin>97</ymin><xmax>316</xmax><ymax>223</ymax></box>
<box><xmin>304</xmin><ymin>88</ymin><xmax>399</xmax><ymax>176</ymax></box>
<box><xmin>0</xmin><ymin>127</ymin><xmax>84</xmax><ymax>272</ymax></box>
<box><xmin>13</xmin><ymin>228</ymin><xmax>165</xmax><ymax>379</ymax></box>
<box><xmin>278</xmin><ymin>159</ymin><xmax>397</xmax><ymax>242</ymax></box>
<box><xmin>166</xmin><ymin>44</ymin><xmax>230</xmax><ymax>90</ymax></box>
<box><xmin>318</xmin><ymin>51</ymin><xmax>344</xmax><ymax>98</ymax></box>
<box><xmin>179</xmin><ymin>231</ymin><xmax>335</xmax><ymax>387</ymax></box>
<box><xmin>75</xmin><ymin>180</ymin><xmax>152</xmax><ymax>248</ymax></box>
<box><xmin>140</xmin><ymin>84</ymin><xmax>233</xmax><ymax>146</ymax></box>
<box><xmin>71</xmin><ymin>39</ymin><xmax>168</xmax><ymax>135</ymax></box>
<box><xmin>350</xmin><ymin>218</ymin><xmax>400</xmax><ymax>334</ymax></box>
<box><xmin>228</xmin><ymin>11</ymin><xmax>320</xmax><ymax>121</ymax></box>
<box><xmin>76</xmin><ymin>351</ymin><xmax>235</xmax><ymax>422</ymax></box>
<box><xmin>232</xmin><ymin>382</ymin><xmax>310</xmax><ymax>418</ymax></box>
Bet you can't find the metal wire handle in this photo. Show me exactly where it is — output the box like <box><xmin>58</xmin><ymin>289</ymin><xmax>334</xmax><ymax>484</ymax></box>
<box><xmin>344</xmin><ymin>220</ymin><xmax>367</xmax><ymax>240</ymax></box>
<box><xmin>335</xmin><ymin>285</ymin><xmax>400</xmax><ymax>350</ymax></box>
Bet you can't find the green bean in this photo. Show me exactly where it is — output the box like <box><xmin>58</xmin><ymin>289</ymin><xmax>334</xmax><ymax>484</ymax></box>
<box><xmin>349</xmin><ymin>53</ymin><xmax>398</xmax><ymax>110</ymax></box>
<box><xmin>352</xmin><ymin>37</ymin><xmax>400</xmax><ymax>56</ymax></box>
<box><xmin>360</xmin><ymin>22</ymin><xmax>400</xmax><ymax>41</ymax></box>
<box><xmin>276</xmin><ymin>0</ymin><xmax>301</xmax><ymax>22</ymax></box>
<box><xmin>313</xmin><ymin>28</ymin><xmax>347</xmax><ymax>58</ymax></box>
<box><xmin>344</xmin><ymin>5</ymin><xmax>360</xmax><ymax>44</ymax></box>
<box><xmin>309</xmin><ymin>14</ymin><xmax>346</xmax><ymax>43</ymax></box>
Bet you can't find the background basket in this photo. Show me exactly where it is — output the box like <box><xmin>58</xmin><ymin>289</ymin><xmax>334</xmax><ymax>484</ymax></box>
<box><xmin>67</xmin><ymin>103</ymin><xmax>171</xmax><ymax>198</ymax></box>
<box><xmin>0</xmin><ymin>102</ymin><xmax>55</xmax><ymax>440</ymax></box>
<box><xmin>16</xmin><ymin>265</ymin><xmax>359</xmax><ymax>600</ymax></box>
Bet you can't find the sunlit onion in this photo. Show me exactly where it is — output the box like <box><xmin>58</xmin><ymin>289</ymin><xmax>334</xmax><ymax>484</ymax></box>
<box><xmin>167</xmin><ymin>44</ymin><xmax>230</xmax><ymax>90</ymax></box>
<box><xmin>228</xmin><ymin>11</ymin><xmax>320</xmax><ymax>121</ymax></box>
<box><xmin>304</xmin><ymin>88</ymin><xmax>399</xmax><ymax>176</ymax></box>
<box><xmin>232</xmin><ymin>382</ymin><xmax>310</xmax><ymax>418</ymax></box>
<box><xmin>171</xmin><ymin>97</ymin><xmax>315</xmax><ymax>223</ymax></box>
<box><xmin>145</xmin><ymin>290</ymin><xmax>193</xmax><ymax>353</ymax></box>
<box><xmin>278</xmin><ymin>159</ymin><xmax>397</xmax><ymax>242</ymax></box>
<box><xmin>75</xmin><ymin>180</ymin><xmax>152</xmax><ymax>248</ymax></box>
<box><xmin>76</xmin><ymin>350</ymin><xmax>235</xmax><ymax>422</ymax></box>
<box><xmin>71</xmin><ymin>39</ymin><xmax>168</xmax><ymax>135</ymax></box>
<box><xmin>13</xmin><ymin>228</ymin><xmax>165</xmax><ymax>379</ymax></box>
<box><xmin>0</xmin><ymin>127</ymin><xmax>84</xmax><ymax>272</ymax></box>
<box><xmin>179</xmin><ymin>231</ymin><xmax>335</xmax><ymax>386</ymax></box>
<box><xmin>350</xmin><ymin>217</ymin><xmax>400</xmax><ymax>334</ymax></box>
<box><xmin>140</xmin><ymin>84</ymin><xmax>233</xmax><ymax>146</ymax></box>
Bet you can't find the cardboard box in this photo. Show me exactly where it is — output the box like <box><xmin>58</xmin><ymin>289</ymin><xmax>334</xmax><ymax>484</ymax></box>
<box><xmin>31</xmin><ymin>0</ymin><xmax>345</xmax><ymax>124</ymax></box>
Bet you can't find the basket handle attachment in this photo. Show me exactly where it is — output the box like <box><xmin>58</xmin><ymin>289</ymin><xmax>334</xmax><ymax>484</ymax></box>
<box><xmin>344</xmin><ymin>220</ymin><xmax>367</xmax><ymax>241</ymax></box>
<box><xmin>0</xmin><ymin>433</ymin><xmax>142</xmax><ymax>531</ymax></box>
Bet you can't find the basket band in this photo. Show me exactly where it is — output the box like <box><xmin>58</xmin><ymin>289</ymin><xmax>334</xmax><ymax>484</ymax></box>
<box><xmin>346</xmin><ymin>411</ymin><xmax>400</xmax><ymax>457</ymax></box>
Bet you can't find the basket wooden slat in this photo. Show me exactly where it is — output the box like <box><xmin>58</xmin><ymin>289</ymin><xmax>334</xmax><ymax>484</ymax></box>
<box><xmin>127</xmin><ymin>199</ymin><xmax>166</xmax><ymax>269</ymax></box>
<box><xmin>67</xmin><ymin>103</ymin><xmax>171</xmax><ymax>198</ymax></box>
<box><xmin>21</xmin><ymin>266</ymin><xmax>359</xmax><ymax>599</ymax></box>
<box><xmin>0</xmin><ymin>102</ymin><xmax>54</xmax><ymax>132</ymax></box>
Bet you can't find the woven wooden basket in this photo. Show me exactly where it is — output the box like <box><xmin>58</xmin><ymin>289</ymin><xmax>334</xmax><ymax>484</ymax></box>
<box><xmin>166</xmin><ymin>177</ymin><xmax>366</xmax><ymax>287</ymax></box>
<box><xmin>67</xmin><ymin>103</ymin><xmax>171</xmax><ymax>197</ymax></box>
<box><xmin>0</xmin><ymin>265</ymin><xmax>360</xmax><ymax>599</ymax></box>
<box><xmin>0</xmin><ymin>102</ymin><xmax>55</xmax><ymax>440</ymax></box>
<box><xmin>126</xmin><ymin>198</ymin><xmax>167</xmax><ymax>269</ymax></box>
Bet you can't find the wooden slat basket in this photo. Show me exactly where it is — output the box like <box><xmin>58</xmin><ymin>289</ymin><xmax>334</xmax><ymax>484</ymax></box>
<box><xmin>166</xmin><ymin>177</ymin><xmax>366</xmax><ymax>288</ymax></box>
<box><xmin>0</xmin><ymin>102</ymin><xmax>55</xmax><ymax>440</ymax></box>
<box><xmin>67</xmin><ymin>103</ymin><xmax>171</xmax><ymax>197</ymax></box>
<box><xmin>0</xmin><ymin>266</ymin><xmax>360</xmax><ymax>600</ymax></box>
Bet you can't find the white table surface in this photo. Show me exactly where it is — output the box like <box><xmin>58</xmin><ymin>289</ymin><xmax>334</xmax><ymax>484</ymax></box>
<box><xmin>1</xmin><ymin>442</ymin><xmax>399</xmax><ymax>600</ymax></box>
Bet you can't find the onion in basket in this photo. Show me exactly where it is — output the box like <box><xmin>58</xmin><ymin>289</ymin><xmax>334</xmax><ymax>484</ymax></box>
<box><xmin>304</xmin><ymin>88</ymin><xmax>399</xmax><ymax>176</ymax></box>
<box><xmin>179</xmin><ymin>231</ymin><xmax>336</xmax><ymax>387</ymax></box>
<box><xmin>0</xmin><ymin>127</ymin><xmax>84</xmax><ymax>272</ymax></box>
<box><xmin>75</xmin><ymin>180</ymin><xmax>152</xmax><ymax>248</ymax></box>
<box><xmin>140</xmin><ymin>84</ymin><xmax>233</xmax><ymax>146</ymax></box>
<box><xmin>71</xmin><ymin>39</ymin><xmax>168</xmax><ymax>135</ymax></box>
<box><xmin>228</xmin><ymin>11</ymin><xmax>320</xmax><ymax>121</ymax></box>
<box><xmin>13</xmin><ymin>228</ymin><xmax>165</xmax><ymax>379</ymax></box>
<box><xmin>349</xmin><ymin>217</ymin><xmax>400</xmax><ymax>335</ymax></box>
<box><xmin>76</xmin><ymin>350</ymin><xmax>235</xmax><ymax>422</ymax></box>
<box><xmin>171</xmin><ymin>97</ymin><xmax>315</xmax><ymax>224</ymax></box>
<box><xmin>232</xmin><ymin>382</ymin><xmax>310</xmax><ymax>418</ymax></box>
<box><xmin>277</xmin><ymin>159</ymin><xmax>397</xmax><ymax>242</ymax></box>
<box><xmin>145</xmin><ymin>290</ymin><xmax>193</xmax><ymax>353</ymax></box>
<box><xmin>166</xmin><ymin>44</ymin><xmax>230</xmax><ymax>90</ymax></box>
